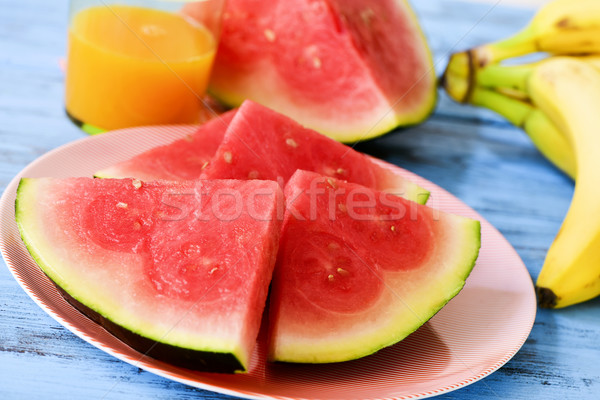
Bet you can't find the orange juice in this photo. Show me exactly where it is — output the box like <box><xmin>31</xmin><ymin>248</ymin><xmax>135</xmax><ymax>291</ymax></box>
<box><xmin>65</xmin><ymin>5</ymin><xmax>216</xmax><ymax>131</ymax></box>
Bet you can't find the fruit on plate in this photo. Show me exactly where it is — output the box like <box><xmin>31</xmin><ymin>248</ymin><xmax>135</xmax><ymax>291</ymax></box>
<box><xmin>97</xmin><ymin>100</ymin><xmax>430</xmax><ymax>205</ymax></box>
<box><xmin>201</xmin><ymin>101</ymin><xmax>430</xmax><ymax>204</ymax></box>
<box><xmin>268</xmin><ymin>170</ymin><xmax>481</xmax><ymax>363</ymax></box>
<box><xmin>15</xmin><ymin>177</ymin><xmax>282</xmax><ymax>372</ymax></box>
<box><xmin>94</xmin><ymin>110</ymin><xmax>235</xmax><ymax>180</ymax></box>
<box><xmin>184</xmin><ymin>0</ymin><xmax>436</xmax><ymax>141</ymax></box>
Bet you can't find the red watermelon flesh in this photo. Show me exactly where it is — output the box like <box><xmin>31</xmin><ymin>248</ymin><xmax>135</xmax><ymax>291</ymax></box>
<box><xmin>268</xmin><ymin>170</ymin><xmax>481</xmax><ymax>363</ymax></box>
<box><xmin>192</xmin><ymin>0</ymin><xmax>436</xmax><ymax>141</ymax></box>
<box><xmin>16</xmin><ymin>177</ymin><xmax>282</xmax><ymax>372</ymax></box>
<box><xmin>95</xmin><ymin>110</ymin><xmax>235</xmax><ymax>180</ymax></box>
<box><xmin>201</xmin><ymin>101</ymin><xmax>430</xmax><ymax>204</ymax></box>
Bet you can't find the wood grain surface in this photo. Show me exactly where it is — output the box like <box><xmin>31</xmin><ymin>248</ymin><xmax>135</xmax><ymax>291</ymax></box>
<box><xmin>1</xmin><ymin>0</ymin><xmax>599</xmax><ymax>399</ymax></box>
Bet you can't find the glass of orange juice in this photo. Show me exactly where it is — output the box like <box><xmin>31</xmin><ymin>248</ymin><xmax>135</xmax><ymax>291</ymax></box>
<box><xmin>65</xmin><ymin>0</ymin><xmax>226</xmax><ymax>133</ymax></box>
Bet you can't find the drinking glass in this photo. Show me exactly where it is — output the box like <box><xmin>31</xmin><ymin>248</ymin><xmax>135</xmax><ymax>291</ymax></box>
<box><xmin>65</xmin><ymin>0</ymin><xmax>226</xmax><ymax>133</ymax></box>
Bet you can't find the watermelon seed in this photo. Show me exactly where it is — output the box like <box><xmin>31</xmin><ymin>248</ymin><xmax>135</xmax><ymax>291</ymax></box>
<box><xmin>201</xmin><ymin>161</ymin><xmax>209</xmax><ymax>170</ymax></box>
<box><xmin>326</xmin><ymin>178</ymin><xmax>337</xmax><ymax>189</ymax></box>
<box><xmin>223</xmin><ymin>151</ymin><xmax>233</xmax><ymax>164</ymax></box>
<box><xmin>391</xmin><ymin>225</ymin><xmax>396</xmax><ymax>232</ymax></box>
<box><xmin>336</xmin><ymin>268</ymin><xmax>349</xmax><ymax>276</ymax></box>
<box><xmin>338</xmin><ymin>203</ymin><xmax>347</xmax><ymax>213</ymax></box>
<box><xmin>285</xmin><ymin>138</ymin><xmax>298</xmax><ymax>148</ymax></box>
<box><xmin>133</xmin><ymin>221</ymin><xmax>142</xmax><ymax>230</ymax></box>
<box><xmin>328</xmin><ymin>242</ymin><xmax>340</xmax><ymax>250</ymax></box>
<box><xmin>209</xmin><ymin>267</ymin><xmax>219</xmax><ymax>275</ymax></box>
<box><xmin>327</xmin><ymin>274</ymin><xmax>335</xmax><ymax>282</ymax></box>
<box><xmin>116</xmin><ymin>202</ymin><xmax>128</xmax><ymax>209</ymax></box>
<box><xmin>312</xmin><ymin>56</ymin><xmax>322</xmax><ymax>69</ymax></box>
<box><xmin>248</xmin><ymin>170</ymin><xmax>260</xmax><ymax>179</ymax></box>
<box><xmin>132</xmin><ymin>179</ymin><xmax>142</xmax><ymax>189</ymax></box>
<box><xmin>264</xmin><ymin>29</ymin><xmax>276</xmax><ymax>42</ymax></box>
<box><xmin>336</xmin><ymin>168</ymin><xmax>345</xmax><ymax>175</ymax></box>
<box><xmin>360</xmin><ymin>8</ymin><xmax>375</xmax><ymax>26</ymax></box>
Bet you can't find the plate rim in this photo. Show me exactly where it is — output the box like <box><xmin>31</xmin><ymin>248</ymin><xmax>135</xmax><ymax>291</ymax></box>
<box><xmin>0</xmin><ymin>124</ymin><xmax>537</xmax><ymax>400</ymax></box>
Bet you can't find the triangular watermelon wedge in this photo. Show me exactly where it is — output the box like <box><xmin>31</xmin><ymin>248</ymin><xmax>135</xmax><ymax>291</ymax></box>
<box><xmin>16</xmin><ymin>177</ymin><xmax>282</xmax><ymax>373</ymax></box>
<box><xmin>268</xmin><ymin>170</ymin><xmax>481</xmax><ymax>363</ymax></box>
<box><xmin>202</xmin><ymin>100</ymin><xmax>430</xmax><ymax>204</ymax></box>
<box><xmin>95</xmin><ymin>110</ymin><xmax>235</xmax><ymax>180</ymax></box>
<box><xmin>96</xmin><ymin>101</ymin><xmax>429</xmax><ymax>204</ymax></box>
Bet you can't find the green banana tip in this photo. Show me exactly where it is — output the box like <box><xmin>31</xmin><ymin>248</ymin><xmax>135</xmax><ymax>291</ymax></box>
<box><xmin>535</xmin><ymin>286</ymin><xmax>558</xmax><ymax>308</ymax></box>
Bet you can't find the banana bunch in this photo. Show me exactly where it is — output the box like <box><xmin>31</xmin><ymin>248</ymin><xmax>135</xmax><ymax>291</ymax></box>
<box><xmin>460</xmin><ymin>0</ymin><xmax>600</xmax><ymax>68</ymax></box>
<box><xmin>442</xmin><ymin>0</ymin><xmax>600</xmax><ymax>308</ymax></box>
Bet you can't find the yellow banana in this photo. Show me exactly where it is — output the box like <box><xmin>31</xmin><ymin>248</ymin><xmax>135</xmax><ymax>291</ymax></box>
<box><xmin>581</xmin><ymin>54</ymin><xmax>600</xmax><ymax>70</ymax></box>
<box><xmin>441</xmin><ymin>67</ymin><xmax>470</xmax><ymax>104</ymax></box>
<box><xmin>477</xmin><ymin>55</ymin><xmax>600</xmax><ymax>99</ymax></box>
<box><xmin>440</xmin><ymin>0</ymin><xmax>600</xmax><ymax>308</ymax></box>
<box><xmin>494</xmin><ymin>86</ymin><xmax>530</xmax><ymax>102</ymax></box>
<box><xmin>442</xmin><ymin>61</ymin><xmax>577</xmax><ymax>178</ymax></box>
<box><xmin>445</xmin><ymin>55</ymin><xmax>600</xmax><ymax>104</ymax></box>
<box><xmin>526</xmin><ymin>58</ymin><xmax>600</xmax><ymax>308</ymax></box>
<box><xmin>442</xmin><ymin>0</ymin><xmax>600</xmax><ymax>87</ymax></box>
<box><xmin>441</xmin><ymin>55</ymin><xmax>600</xmax><ymax>179</ymax></box>
<box><xmin>469</xmin><ymin>87</ymin><xmax>575</xmax><ymax>179</ymax></box>
<box><xmin>473</xmin><ymin>0</ymin><xmax>600</xmax><ymax>66</ymax></box>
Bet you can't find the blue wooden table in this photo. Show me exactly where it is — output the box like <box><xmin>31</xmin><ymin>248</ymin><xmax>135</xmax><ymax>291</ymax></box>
<box><xmin>1</xmin><ymin>0</ymin><xmax>599</xmax><ymax>398</ymax></box>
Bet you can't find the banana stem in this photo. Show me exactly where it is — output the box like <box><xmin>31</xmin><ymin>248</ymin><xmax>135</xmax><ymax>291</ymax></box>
<box><xmin>469</xmin><ymin>87</ymin><xmax>576</xmax><ymax>179</ymax></box>
<box><xmin>471</xmin><ymin>27</ymin><xmax>538</xmax><ymax>67</ymax></box>
<box><xmin>476</xmin><ymin>64</ymin><xmax>534</xmax><ymax>94</ymax></box>
<box><xmin>523</xmin><ymin>109</ymin><xmax>576</xmax><ymax>179</ymax></box>
<box><xmin>470</xmin><ymin>86</ymin><xmax>533</xmax><ymax>126</ymax></box>
<box><xmin>443</xmin><ymin>59</ymin><xmax>535</xmax><ymax>104</ymax></box>
<box><xmin>444</xmin><ymin>52</ymin><xmax>470</xmax><ymax>80</ymax></box>
<box><xmin>495</xmin><ymin>86</ymin><xmax>530</xmax><ymax>101</ymax></box>
<box><xmin>441</xmin><ymin>69</ymin><xmax>471</xmax><ymax>103</ymax></box>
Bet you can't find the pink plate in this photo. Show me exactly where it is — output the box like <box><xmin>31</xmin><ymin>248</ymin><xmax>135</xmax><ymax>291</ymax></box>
<box><xmin>0</xmin><ymin>125</ymin><xmax>536</xmax><ymax>400</ymax></box>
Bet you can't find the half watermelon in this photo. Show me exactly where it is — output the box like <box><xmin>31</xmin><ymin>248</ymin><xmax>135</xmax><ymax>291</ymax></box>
<box><xmin>201</xmin><ymin>101</ymin><xmax>430</xmax><ymax>204</ymax></box>
<box><xmin>15</xmin><ymin>177</ymin><xmax>282</xmax><ymax>373</ymax></box>
<box><xmin>268</xmin><ymin>170</ymin><xmax>481</xmax><ymax>363</ymax></box>
<box><xmin>185</xmin><ymin>0</ymin><xmax>436</xmax><ymax>141</ymax></box>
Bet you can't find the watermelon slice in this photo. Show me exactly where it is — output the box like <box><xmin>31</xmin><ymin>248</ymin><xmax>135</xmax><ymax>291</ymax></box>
<box><xmin>16</xmin><ymin>177</ymin><xmax>282</xmax><ymax>373</ymax></box>
<box><xmin>94</xmin><ymin>110</ymin><xmax>235</xmax><ymax>180</ymax></box>
<box><xmin>186</xmin><ymin>0</ymin><xmax>436</xmax><ymax>141</ymax></box>
<box><xmin>201</xmin><ymin>101</ymin><xmax>430</xmax><ymax>204</ymax></box>
<box><xmin>268</xmin><ymin>170</ymin><xmax>481</xmax><ymax>363</ymax></box>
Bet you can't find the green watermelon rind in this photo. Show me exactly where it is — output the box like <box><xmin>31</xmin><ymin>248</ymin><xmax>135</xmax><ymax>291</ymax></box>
<box><xmin>360</xmin><ymin>217</ymin><xmax>481</xmax><ymax>359</ymax></box>
<box><xmin>269</xmin><ymin>215</ymin><xmax>481</xmax><ymax>364</ymax></box>
<box><xmin>15</xmin><ymin>178</ymin><xmax>248</xmax><ymax>373</ymax></box>
<box><xmin>388</xmin><ymin>173</ymin><xmax>431</xmax><ymax>206</ymax></box>
<box><xmin>93</xmin><ymin>171</ymin><xmax>114</xmax><ymax>179</ymax></box>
